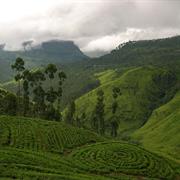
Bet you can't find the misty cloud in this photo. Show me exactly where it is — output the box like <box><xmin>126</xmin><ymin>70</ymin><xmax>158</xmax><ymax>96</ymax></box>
<box><xmin>0</xmin><ymin>0</ymin><xmax>180</xmax><ymax>56</ymax></box>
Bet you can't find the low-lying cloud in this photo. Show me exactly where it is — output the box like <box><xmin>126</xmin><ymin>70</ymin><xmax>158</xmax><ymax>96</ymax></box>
<box><xmin>0</xmin><ymin>0</ymin><xmax>180</xmax><ymax>56</ymax></box>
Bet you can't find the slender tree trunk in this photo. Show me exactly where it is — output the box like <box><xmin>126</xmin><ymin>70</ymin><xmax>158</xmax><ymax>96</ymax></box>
<box><xmin>17</xmin><ymin>80</ymin><xmax>21</xmax><ymax>115</ymax></box>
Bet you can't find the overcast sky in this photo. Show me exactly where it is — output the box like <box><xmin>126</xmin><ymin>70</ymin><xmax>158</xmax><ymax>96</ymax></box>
<box><xmin>0</xmin><ymin>0</ymin><xmax>180</xmax><ymax>56</ymax></box>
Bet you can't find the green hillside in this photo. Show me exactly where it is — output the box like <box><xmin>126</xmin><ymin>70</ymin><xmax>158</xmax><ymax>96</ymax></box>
<box><xmin>90</xmin><ymin>35</ymin><xmax>180</xmax><ymax>69</ymax></box>
<box><xmin>1</xmin><ymin>116</ymin><xmax>179</xmax><ymax>179</ymax></box>
<box><xmin>0</xmin><ymin>116</ymin><xmax>103</xmax><ymax>153</ymax></box>
<box><xmin>1</xmin><ymin>143</ymin><xmax>176</xmax><ymax>179</ymax></box>
<box><xmin>0</xmin><ymin>36</ymin><xmax>180</xmax><ymax>179</ymax></box>
<box><xmin>133</xmin><ymin>91</ymin><xmax>180</xmax><ymax>162</ymax></box>
<box><xmin>74</xmin><ymin>66</ymin><xmax>177</xmax><ymax>136</ymax></box>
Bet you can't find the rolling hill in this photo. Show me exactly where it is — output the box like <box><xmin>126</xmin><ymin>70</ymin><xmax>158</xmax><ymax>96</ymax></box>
<box><xmin>90</xmin><ymin>35</ymin><xmax>180</xmax><ymax>68</ymax></box>
<box><xmin>0</xmin><ymin>116</ymin><xmax>179</xmax><ymax>179</ymax></box>
<box><xmin>74</xmin><ymin>66</ymin><xmax>177</xmax><ymax>136</ymax></box>
<box><xmin>133</xmin><ymin>91</ymin><xmax>180</xmax><ymax>162</ymax></box>
<box><xmin>0</xmin><ymin>35</ymin><xmax>180</xmax><ymax>179</ymax></box>
<box><xmin>0</xmin><ymin>115</ymin><xmax>103</xmax><ymax>153</ymax></box>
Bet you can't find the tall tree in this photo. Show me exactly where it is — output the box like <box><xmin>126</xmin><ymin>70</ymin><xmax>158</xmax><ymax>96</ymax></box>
<box><xmin>95</xmin><ymin>90</ymin><xmax>105</xmax><ymax>135</ymax></box>
<box><xmin>45</xmin><ymin>64</ymin><xmax>58</xmax><ymax>119</ymax></box>
<box><xmin>3</xmin><ymin>93</ymin><xmax>17</xmax><ymax>115</ymax></box>
<box><xmin>45</xmin><ymin>64</ymin><xmax>57</xmax><ymax>86</ymax></box>
<box><xmin>45</xmin><ymin>87</ymin><xmax>58</xmax><ymax>120</ymax></box>
<box><xmin>11</xmin><ymin>57</ymin><xmax>25</xmax><ymax>113</ymax></box>
<box><xmin>22</xmin><ymin>70</ymin><xmax>32</xmax><ymax>116</ymax></box>
<box><xmin>57</xmin><ymin>71</ymin><xmax>66</xmax><ymax>112</ymax></box>
<box><xmin>91</xmin><ymin>113</ymin><xmax>98</xmax><ymax>132</ymax></box>
<box><xmin>80</xmin><ymin>112</ymin><xmax>86</xmax><ymax>128</ymax></box>
<box><xmin>76</xmin><ymin>115</ymin><xmax>81</xmax><ymax>128</ymax></box>
<box><xmin>65</xmin><ymin>100</ymin><xmax>76</xmax><ymax>125</ymax></box>
<box><xmin>110</xmin><ymin>87</ymin><xmax>121</xmax><ymax>137</ymax></box>
<box><xmin>32</xmin><ymin>70</ymin><xmax>46</xmax><ymax>117</ymax></box>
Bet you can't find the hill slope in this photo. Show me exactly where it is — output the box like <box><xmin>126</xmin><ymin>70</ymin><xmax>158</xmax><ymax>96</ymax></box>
<box><xmin>0</xmin><ymin>142</ymin><xmax>177</xmax><ymax>179</ymax></box>
<box><xmin>90</xmin><ymin>35</ymin><xmax>180</xmax><ymax>68</ymax></box>
<box><xmin>0</xmin><ymin>116</ymin><xmax>103</xmax><ymax>153</ymax></box>
<box><xmin>133</xmin><ymin>91</ymin><xmax>180</xmax><ymax>162</ymax></box>
<box><xmin>0</xmin><ymin>116</ymin><xmax>179</xmax><ymax>179</ymax></box>
<box><xmin>74</xmin><ymin>66</ymin><xmax>177</xmax><ymax>136</ymax></box>
<box><xmin>20</xmin><ymin>40</ymin><xmax>88</xmax><ymax>64</ymax></box>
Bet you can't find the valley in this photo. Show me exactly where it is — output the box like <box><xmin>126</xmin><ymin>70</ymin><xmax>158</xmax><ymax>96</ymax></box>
<box><xmin>0</xmin><ymin>36</ymin><xmax>179</xmax><ymax>179</ymax></box>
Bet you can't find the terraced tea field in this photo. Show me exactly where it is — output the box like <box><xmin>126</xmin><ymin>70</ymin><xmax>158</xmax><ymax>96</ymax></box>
<box><xmin>0</xmin><ymin>116</ymin><xmax>103</xmax><ymax>153</ymax></box>
<box><xmin>70</xmin><ymin>142</ymin><xmax>176</xmax><ymax>179</ymax></box>
<box><xmin>0</xmin><ymin>116</ymin><xmax>179</xmax><ymax>179</ymax></box>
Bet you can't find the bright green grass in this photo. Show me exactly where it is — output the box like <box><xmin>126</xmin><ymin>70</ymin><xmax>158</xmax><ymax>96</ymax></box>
<box><xmin>0</xmin><ymin>115</ymin><xmax>104</xmax><ymax>153</ymax></box>
<box><xmin>69</xmin><ymin>142</ymin><xmax>176</xmax><ymax>179</ymax></box>
<box><xmin>0</xmin><ymin>142</ymin><xmax>178</xmax><ymax>179</ymax></box>
<box><xmin>0</xmin><ymin>147</ymin><xmax>115</xmax><ymax>180</ymax></box>
<box><xmin>133</xmin><ymin>91</ymin><xmax>180</xmax><ymax>163</ymax></box>
<box><xmin>74</xmin><ymin>66</ymin><xmax>175</xmax><ymax>135</ymax></box>
<box><xmin>94</xmin><ymin>69</ymin><xmax>118</xmax><ymax>84</ymax></box>
<box><xmin>0</xmin><ymin>116</ymin><xmax>179</xmax><ymax>179</ymax></box>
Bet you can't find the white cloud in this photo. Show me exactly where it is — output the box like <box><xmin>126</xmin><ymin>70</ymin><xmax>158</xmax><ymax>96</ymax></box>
<box><xmin>82</xmin><ymin>28</ymin><xmax>180</xmax><ymax>55</ymax></box>
<box><xmin>0</xmin><ymin>0</ymin><xmax>180</xmax><ymax>55</ymax></box>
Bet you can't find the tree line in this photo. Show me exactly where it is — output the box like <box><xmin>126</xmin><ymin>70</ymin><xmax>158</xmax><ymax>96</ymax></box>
<box><xmin>91</xmin><ymin>87</ymin><xmax>121</xmax><ymax>137</ymax></box>
<box><xmin>1</xmin><ymin>57</ymin><xmax>122</xmax><ymax>137</ymax></box>
<box><xmin>3</xmin><ymin>57</ymin><xmax>66</xmax><ymax>121</ymax></box>
<box><xmin>64</xmin><ymin>87</ymin><xmax>121</xmax><ymax>137</ymax></box>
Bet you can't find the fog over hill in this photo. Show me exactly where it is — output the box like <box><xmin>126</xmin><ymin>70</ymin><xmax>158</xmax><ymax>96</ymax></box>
<box><xmin>0</xmin><ymin>0</ymin><xmax>180</xmax><ymax>56</ymax></box>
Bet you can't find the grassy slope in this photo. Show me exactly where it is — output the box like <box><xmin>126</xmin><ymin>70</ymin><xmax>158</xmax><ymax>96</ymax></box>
<box><xmin>0</xmin><ymin>116</ymin><xmax>180</xmax><ymax>180</ymax></box>
<box><xmin>0</xmin><ymin>116</ymin><xmax>103</xmax><ymax>153</ymax></box>
<box><xmin>2</xmin><ymin>142</ymin><xmax>175</xmax><ymax>180</ymax></box>
<box><xmin>133</xmin><ymin>91</ymin><xmax>180</xmax><ymax>162</ymax></box>
<box><xmin>75</xmin><ymin>66</ymin><xmax>176</xmax><ymax>136</ymax></box>
<box><xmin>1</xmin><ymin>116</ymin><xmax>178</xmax><ymax>179</ymax></box>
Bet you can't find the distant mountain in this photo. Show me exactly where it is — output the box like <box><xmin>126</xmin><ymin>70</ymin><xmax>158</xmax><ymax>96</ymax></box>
<box><xmin>89</xmin><ymin>35</ymin><xmax>180</xmax><ymax>69</ymax></box>
<box><xmin>21</xmin><ymin>40</ymin><xmax>88</xmax><ymax>63</ymax></box>
<box><xmin>0</xmin><ymin>40</ymin><xmax>88</xmax><ymax>82</ymax></box>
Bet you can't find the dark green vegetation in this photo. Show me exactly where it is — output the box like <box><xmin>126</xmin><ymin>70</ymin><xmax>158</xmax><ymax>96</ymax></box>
<box><xmin>0</xmin><ymin>35</ymin><xmax>180</xmax><ymax>179</ymax></box>
<box><xmin>4</xmin><ymin>58</ymin><xmax>67</xmax><ymax>121</ymax></box>
<box><xmin>0</xmin><ymin>116</ymin><xmax>179</xmax><ymax>179</ymax></box>
<box><xmin>70</xmin><ymin>142</ymin><xmax>175</xmax><ymax>179</ymax></box>
<box><xmin>0</xmin><ymin>116</ymin><xmax>103</xmax><ymax>152</ymax></box>
<box><xmin>0</xmin><ymin>40</ymin><xmax>87</xmax><ymax>83</ymax></box>
<box><xmin>133</xmin><ymin>91</ymin><xmax>180</xmax><ymax>162</ymax></box>
<box><xmin>75</xmin><ymin>66</ymin><xmax>177</xmax><ymax>136</ymax></box>
<box><xmin>91</xmin><ymin>35</ymin><xmax>180</xmax><ymax>68</ymax></box>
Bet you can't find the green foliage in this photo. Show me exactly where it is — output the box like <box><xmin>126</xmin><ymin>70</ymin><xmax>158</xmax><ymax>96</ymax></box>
<box><xmin>110</xmin><ymin>87</ymin><xmax>121</xmax><ymax>137</ymax></box>
<box><xmin>91</xmin><ymin>36</ymin><xmax>180</xmax><ymax>70</ymax></box>
<box><xmin>2</xmin><ymin>93</ymin><xmax>17</xmax><ymax>115</ymax></box>
<box><xmin>65</xmin><ymin>100</ymin><xmax>76</xmax><ymax>125</ymax></box>
<box><xmin>0</xmin><ymin>40</ymin><xmax>87</xmax><ymax>83</ymax></box>
<box><xmin>0</xmin><ymin>116</ymin><xmax>109</xmax><ymax>180</ymax></box>
<box><xmin>93</xmin><ymin>90</ymin><xmax>105</xmax><ymax>135</ymax></box>
<box><xmin>70</xmin><ymin>142</ymin><xmax>176</xmax><ymax>179</ymax></box>
<box><xmin>0</xmin><ymin>115</ymin><xmax>103</xmax><ymax>152</ymax></box>
<box><xmin>6</xmin><ymin>60</ymin><xmax>67</xmax><ymax>121</ymax></box>
<box><xmin>75</xmin><ymin>66</ymin><xmax>177</xmax><ymax>136</ymax></box>
<box><xmin>0</xmin><ymin>36</ymin><xmax>179</xmax><ymax>179</ymax></box>
<box><xmin>0</xmin><ymin>88</ymin><xmax>17</xmax><ymax>115</ymax></box>
<box><xmin>22</xmin><ymin>69</ymin><xmax>32</xmax><ymax>116</ymax></box>
<box><xmin>45</xmin><ymin>63</ymin><xmax>58</xmax><ymax>79</ymax></box>
<box><xmin>11</xmin><ymin>57</ymin><xmax>25</xmax><ymax>112</ymax></box>
<box><xmin>133</xmin><ymin>91</ymin><xmax>180</xmax><ymax>162</ymax></box>
<box><xmin>0</xmin><ymin>116</ymin><xmax>179</xmax><ymax>179</ymax></box>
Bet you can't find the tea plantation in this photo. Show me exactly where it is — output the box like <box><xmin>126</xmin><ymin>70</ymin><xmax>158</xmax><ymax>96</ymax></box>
<box><xmin>0</xmin><ymin>115</ymin><xmax>179</xmax><ymax>179</ymax></box>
